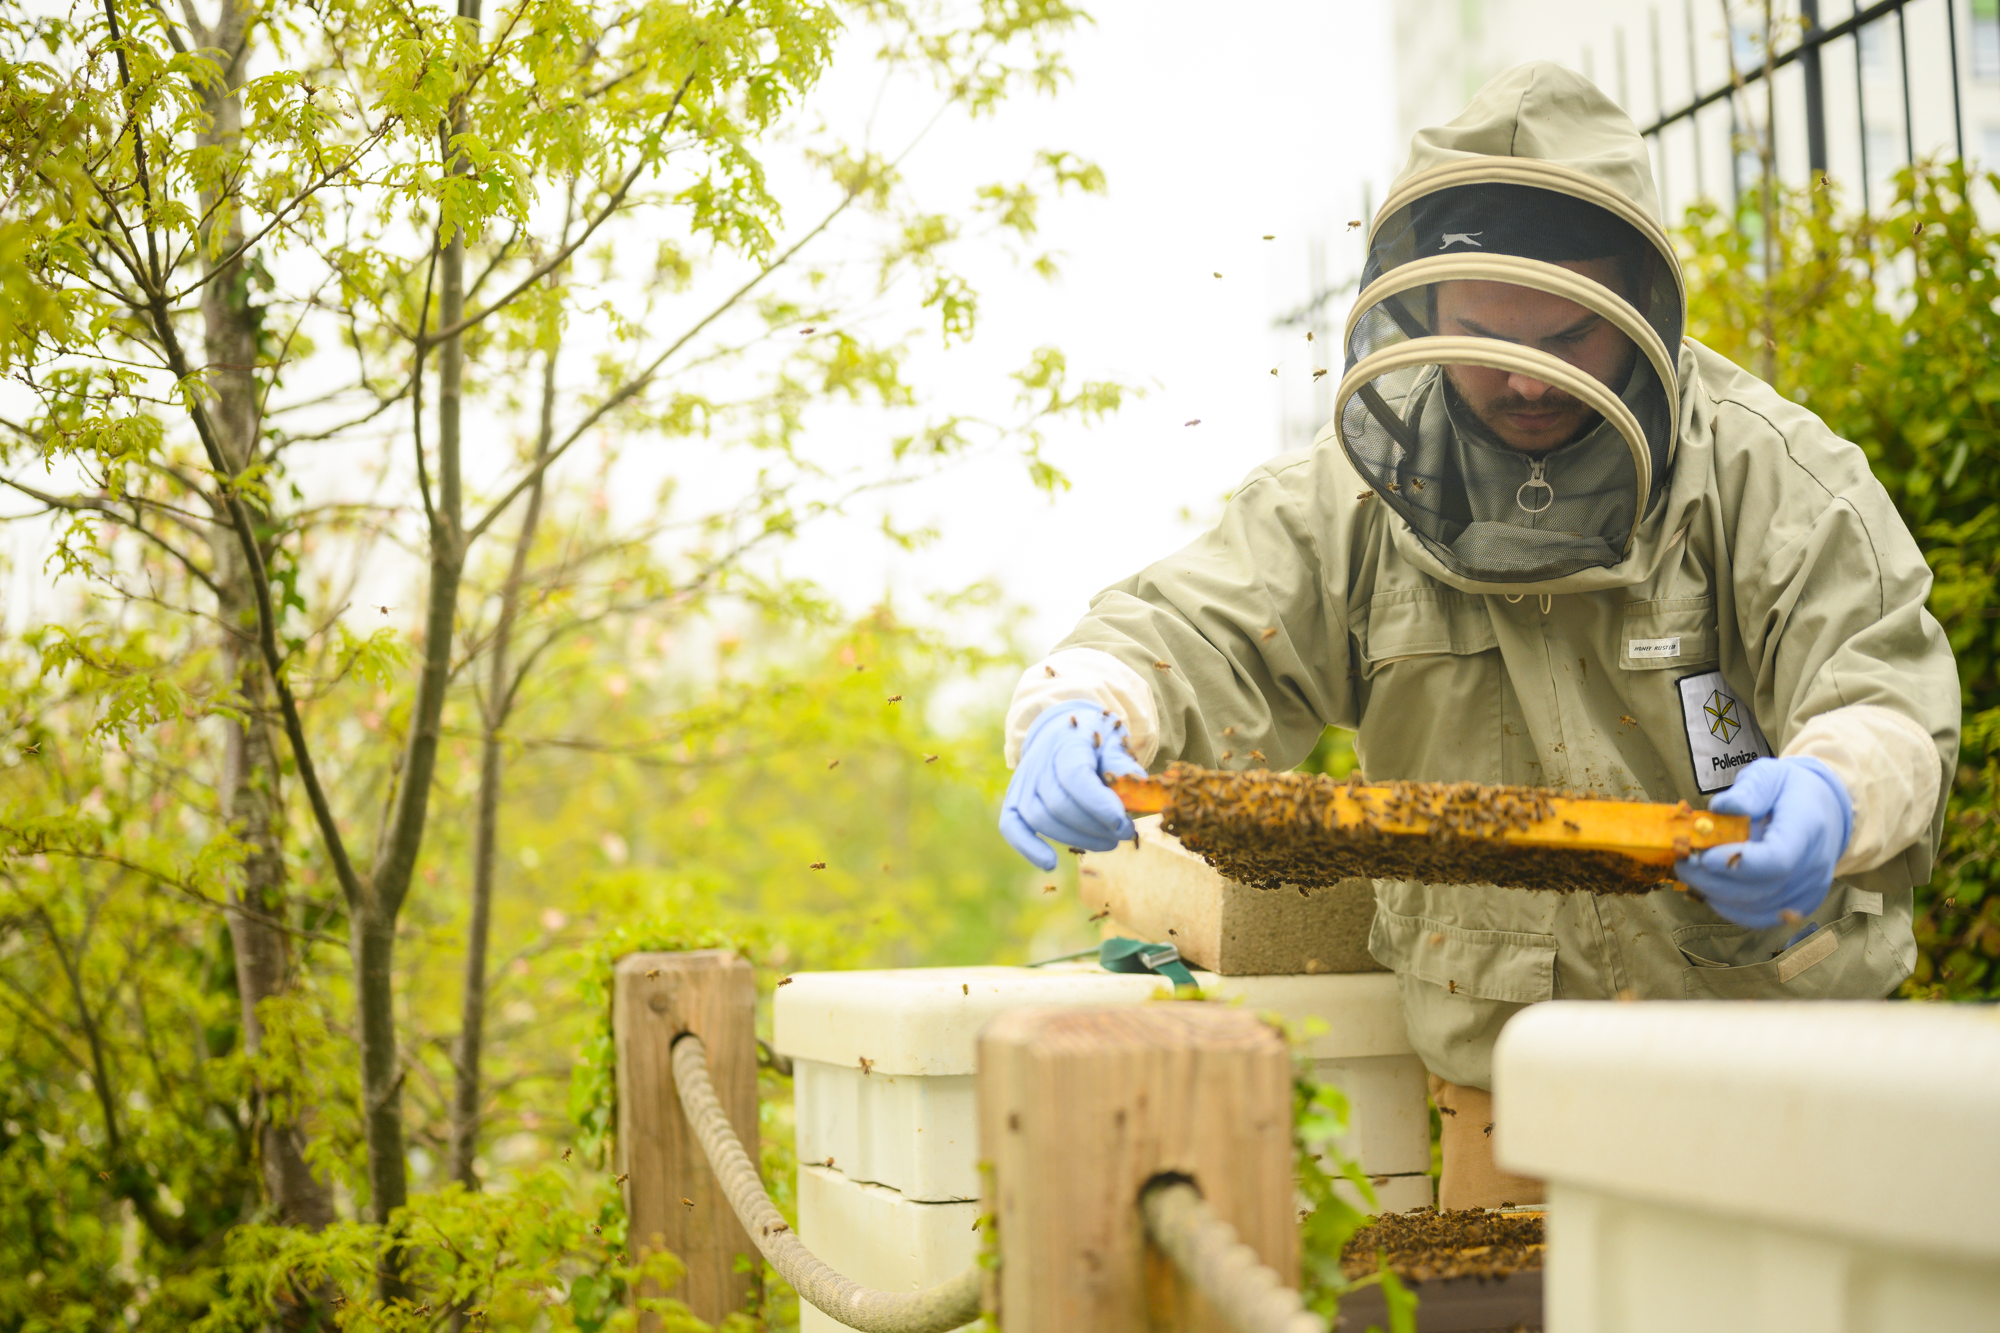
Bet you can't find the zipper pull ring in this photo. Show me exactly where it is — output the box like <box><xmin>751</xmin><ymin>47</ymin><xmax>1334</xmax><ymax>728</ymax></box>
<box><xmin>1516</xmin><ymin>458</ymin><xmax>1555</xmax><ymax>514</ymax></box>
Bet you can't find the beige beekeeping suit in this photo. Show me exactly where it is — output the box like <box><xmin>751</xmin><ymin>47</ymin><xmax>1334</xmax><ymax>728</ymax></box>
<box><xmin>1006</xmin><ymin>63</ymin><xmax>1959</xmax><ymax>1097</ymax></box>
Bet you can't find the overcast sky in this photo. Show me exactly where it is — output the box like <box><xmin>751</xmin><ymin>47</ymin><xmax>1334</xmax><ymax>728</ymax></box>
<box><xmin>4</xmin><ymin>1</ymin><xmax>1405</xmax><ymax>679</ymax></box>
<box><xmin>774</xmin><ymin>0</ymin><xmax>1402</xmax><ymax>658</ymax></box>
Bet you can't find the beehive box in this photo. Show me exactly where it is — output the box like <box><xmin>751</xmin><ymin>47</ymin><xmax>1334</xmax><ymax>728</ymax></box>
<box><xmin>775</xmin><ymin>964</ymin><xmax>1431</xmax><ymax>1332</ymax></box>
<box><xmin>1078</xmin><ymin>814</ymin><xmax>1384</xmax><ymax>976</ymax></box>
<box><xmin>1496</xmin><ymin>1002</ymin><xmax>2000</xmax><ymax>1333</ymax></box>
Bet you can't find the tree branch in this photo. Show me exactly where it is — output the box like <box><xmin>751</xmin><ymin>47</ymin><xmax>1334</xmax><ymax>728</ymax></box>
<box><xmin>0</xmin><ymin>477</ymin><xmax>223</xmax><ymax>597</ymax></box>
<box><xmin>419</xmin><ymin>36</ymin><xmax>717</xmax><ymax>349</ymax></box>
<box><xmin>132</xmin><ymin>275</ymin><xmax>367</xmax><ymax>911</ymax></box>
<box><xmin>466</xmin><ymin>188</ymin><xmax>857</xmax><ymax>544</ymax></box>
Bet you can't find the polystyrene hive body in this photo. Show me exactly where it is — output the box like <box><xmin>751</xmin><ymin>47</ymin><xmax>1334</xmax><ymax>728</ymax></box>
<box><xmin>775</xmin><ymin>962</ymin><xmax>1432</xmax><ymax>1331</ymax></box>
<box><xmin>1495</xmin><ymin>1002</ymin><xmax>2000</xmax><ymax>1333</ymax></box>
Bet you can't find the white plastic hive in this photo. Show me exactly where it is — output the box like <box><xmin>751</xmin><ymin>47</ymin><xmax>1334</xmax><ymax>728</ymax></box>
<box><xmin>776</xmin><ymin>962</ymin><xmax>1435</xmax><ymax>1305</ymax></box>
<box><xmin>795</xmin><ymin>1165</ymin><xmax>979</xmax><ymax>1333</ymax></box>
<box><xmin>1495</xmin><ymin>1001</ymin><xmax>2000</xmax><ymax>1333</ymax></box>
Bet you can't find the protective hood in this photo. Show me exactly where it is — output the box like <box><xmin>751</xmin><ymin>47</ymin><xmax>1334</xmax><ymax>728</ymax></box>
<box><xmin>1336</xmin><ymin>63</ymin><xmax>1688</xmax><ymax>589</ymax></box>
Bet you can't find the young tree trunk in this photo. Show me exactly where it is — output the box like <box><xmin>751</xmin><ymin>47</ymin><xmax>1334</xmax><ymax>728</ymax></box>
<box><xmin>198</xmin><ymin>0</ymin><xmax>334</xmax><ymax>1231</ymax></box>
<box><xmin>359</xmin><ymin>167</ymin><xmax>469</xmax><ymax>1290</ymax></box>
<box><xmin>447</xmin><ymin>346</ymin><xmax>555</xmax><ymax>1189</ymax></box>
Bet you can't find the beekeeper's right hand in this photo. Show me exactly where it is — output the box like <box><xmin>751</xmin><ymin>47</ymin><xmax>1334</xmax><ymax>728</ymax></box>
<box><xmin>998</xmin><ymin>701</ymin><xmax>1146</xmax><ymax>871</ymax></box>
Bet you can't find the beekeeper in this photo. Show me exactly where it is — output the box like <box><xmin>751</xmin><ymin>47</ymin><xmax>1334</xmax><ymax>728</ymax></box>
<box><xmin>996</xmin><ymin>63</ymin><xmax>1960</xmax><ymax>1209</ymax></box>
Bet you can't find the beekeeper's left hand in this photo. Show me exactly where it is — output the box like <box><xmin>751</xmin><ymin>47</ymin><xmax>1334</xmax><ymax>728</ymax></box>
<box><xmin>1675</xmin><ymin>756</ymin><xmax>1853</xmax><ymax>929</ymax></box>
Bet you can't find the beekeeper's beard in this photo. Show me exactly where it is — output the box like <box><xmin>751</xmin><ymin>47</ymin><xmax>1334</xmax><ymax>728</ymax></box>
<box><xmin>1441</xmin><ymin>367</ymin><xmax>1604</xmax><ymax>454</ymax></box>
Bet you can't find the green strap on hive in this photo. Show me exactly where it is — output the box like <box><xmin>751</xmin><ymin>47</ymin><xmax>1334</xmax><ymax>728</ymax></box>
<box><xmin>1098</xmin><ymin>937</ymin><xmax>1200</xmax><ymax>991</ymax></box>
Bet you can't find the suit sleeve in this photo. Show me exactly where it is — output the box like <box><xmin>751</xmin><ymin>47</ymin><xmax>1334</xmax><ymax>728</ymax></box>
<box><xmin>1042</xmin><ymin>450</ymin><xmax>1363</xmax><ymax>773</ymax></box>
<box><xmin>1711</xmin><ymin>390</ymin><xmax>1960</xmax><ymax>886</ymax></box>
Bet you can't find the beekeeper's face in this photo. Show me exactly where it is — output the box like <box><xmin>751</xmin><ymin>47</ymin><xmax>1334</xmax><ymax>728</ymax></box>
<box><xmin>1435</xmin><ymin>257</ymin><xmax>1640</xmax><ymax>454</ymax></box>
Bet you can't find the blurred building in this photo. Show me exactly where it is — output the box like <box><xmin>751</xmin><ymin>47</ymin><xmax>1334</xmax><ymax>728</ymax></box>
<box><xmin>1391</xmin><ymin>0</ymin><xmax>1999</xmax><ymax>215</ymax></box>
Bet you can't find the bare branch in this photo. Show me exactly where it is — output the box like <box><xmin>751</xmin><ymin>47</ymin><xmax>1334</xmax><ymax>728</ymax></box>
<box><xmin>467</xmin><ymin>189</ymin><xmax>858</xmax><ymax>544</ymax></box>
<box><xmin>0</xmin><ymin>476</ymin><xmax>223</xmax><ymax>597</ymax></box>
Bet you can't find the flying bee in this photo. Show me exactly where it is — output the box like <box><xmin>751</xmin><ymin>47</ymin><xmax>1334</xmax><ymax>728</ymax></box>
<box><xmin>1042</xmin><ymin>884</ymin><xmax>1057</xmax><ymax>894</ymax></box>
<box><xmin>924</xmin><ymin>753</ymin><xmax>939</xmax><ymax>763</ymax></box>
<box><xmin>1260</xmin><ymin>627</ymin><xmax>1277</xmax><ymax>641</ymax></box>
<box><xmin>1248</xmin><ymin>749</ymin><xmax>1266</xmax><ymax>764</ymax></box>
<box><xmin>858</xmin><ymin>1057</ymin><xmax>874</xmax><ymax>1074</ymax></box>
<box><xmin>1356</xmin><ymin>490</ymin><xmax>1374</xmax><ymax>502</ymax></box>
<box><xmin>614</xmin><ymin>1172</ymin><xmax>630</xmax><ymax>1185</ymax></box>
<box><xmin>1262</xmin><ymin>234</ymin><xmax>1275</xmax><ymax>240</ymax></box>
<box><xmin>1311</xmin><ymin>368</ymin><xmax>1328</xmax><ymax>381</ymax></box>
<box><xmin>1088</xmin><ymin>909</ymin><xmax>1110</xmax><ymax>922</ymax></box>
<box><xmin>682</xmin><ymin>1197</ymin><xmax>694</xmax><ymax>1209</ymax></box>
<box><xmin>1185</xmin><ymin>418</ymin><xmax>1201</xmax><ymax>427</ymax></box>
<box><xmin>808</xmin><ymin>861</ymin><xmax>827</xmax><ymax>870</ymax></box>
<box><xmin>645</xmin><ymin>968</ymin><xmax>660</xmax><ymax>978</ymax></box>
<box><xmin>1269</xmin><ymin>367</ymin><xmax>1279</xmax><ymax>376</ymax></box>
<box><xmin>1384</xmin><ymin>480</ymin><xmax>1400</xmax><ymax>493</ymax></box>
<box><xmin>962</xmin><ymin>983</ymin><xmax>969</xmax><ymax>994</ymax></box>
<box><xmin>1153</xmin><ymin>660</ymin><xmax>1172</xmax><ymax>671</ymax></box>
<box><xmin>1347</xmin><ymin>219</ymin><xmax>1362</xmax><ymax>230</ymax></box>
<box><xmin>1213</xmin><ymin>271</ymin><xmax>1223</xmax><ymax>278</ymax></box>
<box><xmin>1044</xmin><ymin>665</ymin><xmax>1057</xmax><ymax>677</ymax></box>
<box><xmin>800</xmin><ymin>326</ymin><xmax>816</xmax><ymax>334</ymax></box>
<box><xmin>1409</xmin><ymin>476</ymin><xmax>1426</xmax><ymax>490</ymax></box>
<box><xmin>1222</xmin><ymin>726</ymin><xmax>1236</xmax><ymax>737</ymax></box>
<box><xmin>561</xmin><ymin>1148</ymin><xmax>572</xmax><ymax>1162</ymax></box>
<box><xmin>1619</xmin><ymin>714</ymin><xmax>1639</xmax><ymax>727</ymax></box>
<box><xmin>886</xmin><ymin>695</ymin><xmax>902</xmax><ymax>703</ymax></box>
<box><xmin>778</xmin><ymin>976</ymin><xmax>794</xmax><ymax>987</ymax></box>
<box><xmin>827</xmin><ymin>758</ymin><xmax>840</xmax><ymax>769</ymax></box>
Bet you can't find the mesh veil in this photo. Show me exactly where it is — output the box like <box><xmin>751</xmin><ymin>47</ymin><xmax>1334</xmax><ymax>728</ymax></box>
<box><xmin>1337</xmin><ymin>177</ymin><xmax>1684</xmax><ymax>584</ymax></box>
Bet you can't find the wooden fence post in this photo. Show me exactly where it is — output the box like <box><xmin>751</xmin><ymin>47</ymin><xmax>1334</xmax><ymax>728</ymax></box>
<box><xmin>613</xmin><ymin>950</ymin><xmax>759</xmax><ymax>1326</ymax></box>
<box><xmin>978</xmin><ymin>1003</ymin><xmax>1298</xmax><ymax>1331</ymax></box>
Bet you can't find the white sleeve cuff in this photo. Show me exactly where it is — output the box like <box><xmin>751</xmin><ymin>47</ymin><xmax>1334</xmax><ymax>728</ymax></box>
<box><xmin>1781</xmin><ymin>703</ymin><xmax>1943</xmax><ymax>876</ymax></box>
<box><xmin>1003</xmin><ymin>647</ymin><xmax>1163</xmax><ymax>769</ymax></box>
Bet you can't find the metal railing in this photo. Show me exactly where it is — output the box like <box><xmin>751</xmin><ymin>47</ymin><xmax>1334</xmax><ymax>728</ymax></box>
<box><xmin>1641</xmin><ymin>0</ymin><xmax>1969</xmax><ymax>214</ymax></box>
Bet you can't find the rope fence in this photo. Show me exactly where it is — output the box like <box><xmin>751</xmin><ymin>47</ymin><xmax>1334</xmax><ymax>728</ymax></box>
<box><xmin>671</xmin><ymin>1034</ymin><xmax>983</xmax><ymax>1333</ymax></box>
<box><xmin>1139</xmin><ymin>1180</ymin><xmax>1328</xmax><ymax>1333</ymax></box>
<box><xmin>638</xmin><ymin>965</ymin><xmax>1321</xmax><ymax>1333</ymax></box>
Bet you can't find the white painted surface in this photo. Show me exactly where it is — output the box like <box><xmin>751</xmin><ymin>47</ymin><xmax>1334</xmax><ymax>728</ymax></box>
<box><xmin>775</xmin><ymin>965</ymin><xmax>1165</xmax><ymax>1076</ymax></box>
<box><xmin>1495</xmin><ymin>1001</ymin><xmax>2000</xmax><ymax>1333</ymax></box>
<box><xmin>792</xmin><ymin>1062</ymin><xmax>979</xmax><ymax>1202</ymax></box>
<box><xmin>773</xmin><ymin>963</ymin><xmax>1416</xmax><ymax>1074</ymax></box>
<box><xmin>1313</xmin><ymin>1054</ymin><xmax>1428</xmax><ymax>1175</ymax></box>
<box><xmin>795</xmin><ymin>1165</ymin><xmax>980</xmax><ymax>1333</ymax></box>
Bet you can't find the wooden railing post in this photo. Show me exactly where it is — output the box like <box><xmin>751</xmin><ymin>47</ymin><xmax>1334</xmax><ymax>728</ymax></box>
<box><xmin>613</xmin><ymin>950</ymin><xmax>758</xmax><ymax>1326</ymax></box>
<box><xmin>978</xmin><ymin>1004</ymin><xmax>1298</xmax><ymax>1331</ymax></box>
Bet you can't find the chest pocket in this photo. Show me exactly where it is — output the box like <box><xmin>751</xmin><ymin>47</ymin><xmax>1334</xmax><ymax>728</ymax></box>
<box><xmin>1620</xmin><ymin>595</ymin><xmax>1719</xmax><ymax>671</ymax></box>
<box><xmin>1358</xmin><ymin>588</ymin><xmax>1498</xmax><ymax>674</ymax></box>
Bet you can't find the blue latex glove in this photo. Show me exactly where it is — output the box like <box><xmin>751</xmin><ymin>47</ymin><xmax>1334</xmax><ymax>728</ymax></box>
<box><xmin>999</xmin><ymin>701</ymin><xmax>1147</xmax><ymax>871</ymax></box>
<box><xmin>1674</xmin><ymin>756</ymin><xmax>1854</xmax><ymax>929</ymax></box>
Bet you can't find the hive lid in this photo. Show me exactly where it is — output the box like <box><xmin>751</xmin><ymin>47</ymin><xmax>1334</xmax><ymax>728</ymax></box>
<box><xmin>774</xmin><ymin>966</ymin><xmax>1162</xmax><ymax>1076</ymax></box>
<box><xmin>773</xmin><ymin>965</ymin><xmax>1413</xmax><ymax>1075</ymax></box>
<box><xmin>1494</xmin><ymin>1001</ymin><xmax>2000</xmax><ymax>1259</ymax></box>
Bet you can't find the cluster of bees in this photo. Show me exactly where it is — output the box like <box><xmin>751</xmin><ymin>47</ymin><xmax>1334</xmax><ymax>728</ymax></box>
<box><xmin>1340</xmin><ymin>1206</ymin><xmax>1545</xmax><ymax>1282</ymax></box>
<box><xmin>1154</xmin><ymin>764</ymin><xmax>1670</xmax><ymax>894</ymax></box>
